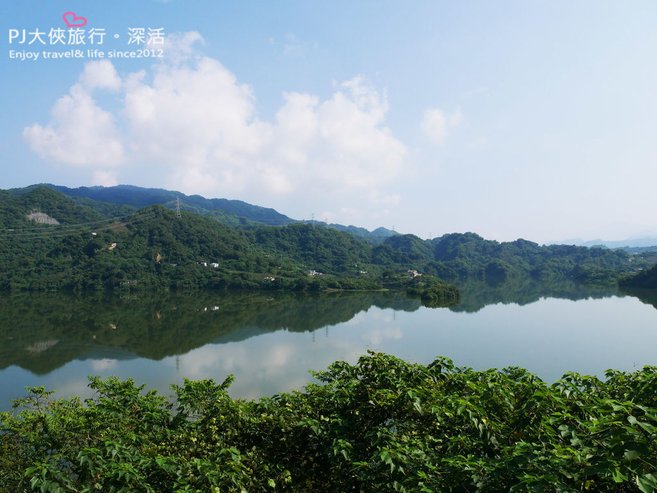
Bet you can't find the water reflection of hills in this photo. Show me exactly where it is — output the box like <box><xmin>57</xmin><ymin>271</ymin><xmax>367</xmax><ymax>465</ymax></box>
<box><xmin>620</xmin><ymin>287</ymin><xmax>657</xmax><ymax>311</ymax></box>
<box><xmin>451</xmin><ymin>279</ymin><xmax>621</xmax><ymax>313</ymax></box>
<box><xmin>3</xmin><ymin>280</ymin><xmax>647</xmax><ymax>374</ymax></box>
<box><xmin>0</xmin><ymin>291</ymin><xmax>421</xmax><ymax>374</ymax></box>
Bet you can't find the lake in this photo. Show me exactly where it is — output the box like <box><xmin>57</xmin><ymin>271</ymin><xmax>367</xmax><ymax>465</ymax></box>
<box><xmin>2</xmin><ymin>280</ymin><xmax>657</xmax><ymax>410</ymax></box>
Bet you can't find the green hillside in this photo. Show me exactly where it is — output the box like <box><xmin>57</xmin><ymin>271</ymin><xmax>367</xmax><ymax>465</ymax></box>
<box><xmin>48</xmin><ymin>184</ymin><xmax>294</xmax><ymax>226</ymax></box>
<box><xmin>0</xmin><ymin>185</ymin><xmax>643</xmax><ymax>298</ymax></box>
<box><xmin>1</xmin><ymin>186</ymin><xmax>105</xmax><ymax>227</ymax></box>
<box><xmin>0</xmin><ymin>187</ymin><xmax>456</xmax><ymax>305</ymax></box>
<box><xmin>47</xmin><ymin>184</ymin><xmax>400</xmax><ymax>241</ymax></box>
<box><xmin>619</xmin><ymin>264</ymin><xmax>657</xmax><ymax>289</ymax></box>
<box><xmin>373</xmin><ymin>232</ymin><xmax>642</xmax><ymax>285</ymax></box>
<box><xmin>0</xmin><ymin>202</ymin><xmax>317</xmax><ymax>292</ymax></box>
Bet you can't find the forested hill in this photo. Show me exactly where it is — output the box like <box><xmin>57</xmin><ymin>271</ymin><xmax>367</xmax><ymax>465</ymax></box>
<box><xmin>0</xmin><ymin>186</ymin><xmax>426</xmax><ymax>294</ymax></box>
<box><xmin>0</xmin><ymin>186</ymin><xmax>107</xmax><ymax>226</ymax></box>
<box><xmin>373</xmin><ymin>232</ymin><xmax>641</xmax><ymax>284</ymax></box>
<box><xmin>44</xmin><ymin>184</ymin><xmax>401</xmax><ymax>242</ymax></box>
<box><xmin>619</xmin><ymin>263</ymin><xmax>657</xmax><ymax>289</ymax></box>
<box><xmin>48</xmin><ymin>184</ymin><xmax>294</xmax><ymax>227</ymax></box>
<box><xmin>0</xmin><ymin>185</ymin><xmax>646</xmax><ymax>293</ymax></box>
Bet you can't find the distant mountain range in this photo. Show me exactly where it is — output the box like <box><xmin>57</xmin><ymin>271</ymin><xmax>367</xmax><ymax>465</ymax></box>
<box><xmin>46</xmin><ymin>184</ymin><xmax>397</xmax><ymax>243</ymax></box>
<box><xmin>557</xmin><ymin>237</ymin><xmax>657</xmax><ymax>250</ymax></box>
<box><xmin>48</xmin><ymin>184</ymin><xmax>293</xmax><ymax>226</ymax></box>
<box><xmin>20</xmin><ymin>185</ymin><xmax>656</xmax><ymax>249</ymax></box>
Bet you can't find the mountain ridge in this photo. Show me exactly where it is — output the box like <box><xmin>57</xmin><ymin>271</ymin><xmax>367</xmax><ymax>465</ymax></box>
<box><xmin>42</xmin><ymin>184</ymin><xmax>398</xmax><ymax>242</ymax></box>
<box><xmin>554</xmin><ymin>237</ymin><xmax>657</xmax><ymax>250</ymax></box>
<box><xmin>0</xmin><ymin>184</ymin><xmax>651</xmax><ymax>296</ymax></box>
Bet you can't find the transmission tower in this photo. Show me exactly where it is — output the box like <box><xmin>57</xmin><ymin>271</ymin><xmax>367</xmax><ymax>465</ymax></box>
<box><xmin>176</xmin><ymin>197</ymin><xmax>182</xmax><ymax>219</ymax></box>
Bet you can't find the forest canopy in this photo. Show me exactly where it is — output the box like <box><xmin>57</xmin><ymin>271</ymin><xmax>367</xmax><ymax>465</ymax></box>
<box><xmin>0</xmin><ymin>185</ymin><xmax>649</xmax><ymax>294</ymax></box>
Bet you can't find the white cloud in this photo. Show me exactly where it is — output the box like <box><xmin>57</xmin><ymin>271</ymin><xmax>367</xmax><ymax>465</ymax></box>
<box><xmin>79</xmin><ymin>60</ymin><xmax>122</xmax><ymax>91</ymax></box>
<box><xmin>23</xmin><ymin>84</ymin><xmax>124</xmax><ymax>167</ymax></box>
<box><xmin>421</xmin><ymin>107</ymin><xmax>463</xmax><ymax>144</ymax></box>
<box><xmin>23</xmin><ymin>32</ymin><xmax>408</xmax><ymax>221</ymax></box>
<box><xmin>159</xmin><ymin>31</ymin><xmax>205</xmax><ymax>64</ymax></box>
<box><xmin>320</xmin><ymin>79</ymin><xmax>402</xmax><ymax>184</ymax></box>
<box><xmin>123</xmin><ymin>55</ymin><xmax>264</xmax><ymax>168</ymax></box>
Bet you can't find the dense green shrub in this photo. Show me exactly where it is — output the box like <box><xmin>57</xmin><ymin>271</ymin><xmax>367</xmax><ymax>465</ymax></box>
<box><xmin>2</xmin><ymin>353</ymin><xmax>657</xmax><ymax>492</ymax></box>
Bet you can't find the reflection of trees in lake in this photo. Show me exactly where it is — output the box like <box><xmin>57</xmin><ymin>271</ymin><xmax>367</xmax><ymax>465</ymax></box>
<box><xmin>0</xmin><ymin>291</ymin><xmax>421</xmax><ymax>374</ymax></box>
<box><xmin>450</xmin><ymin>278</ymin><xmax>621</xmax><ymax>313</ymax></box>
<box><xmin>620</xmin><ymin>287</ymin><xmax>657</xmax><ymax>312</ymax></box>
<box><xmin>4</xmin><ymin>279</ymin><xmax>650</xmax><ymax>375</ymax></box>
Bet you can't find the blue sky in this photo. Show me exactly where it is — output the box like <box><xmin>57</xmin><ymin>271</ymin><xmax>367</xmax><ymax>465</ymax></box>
<box><xmin>1</xmin><ymin>1</ymin><xmax>656</xmax><ymax>243</ymax></box>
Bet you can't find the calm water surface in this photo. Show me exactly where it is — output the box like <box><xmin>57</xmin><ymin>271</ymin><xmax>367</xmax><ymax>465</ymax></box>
<box><xmin>1</xmin><ymin>282</ymin><xmax>657</xmax><ymax>409</ymax></box>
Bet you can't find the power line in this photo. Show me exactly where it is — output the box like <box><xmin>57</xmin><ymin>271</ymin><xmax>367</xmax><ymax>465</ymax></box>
<box><xmin>0</xmin><ymin>200</ymin><xmax>186</xmax><ymax>236</ymax></box>
<box><xmin>2</xmin><ymin>214</ymin><xmax>127</xmax><ymax>233</ymax></box>
<box><xmin>2</xmin><ymin>211</ymin><xmax>155</xmax><ymax>235</ymax></box>
<box><xmin>0</xmin><ymin>209</ymin><xmax>160</xmax><ymax>239</ymax></box>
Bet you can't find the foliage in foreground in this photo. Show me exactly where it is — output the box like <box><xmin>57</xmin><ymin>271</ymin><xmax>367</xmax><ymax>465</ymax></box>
<box><xmin>2</xmin><ymin>353</ymin><xmax>657</xmax><ymax>492</ymax></box>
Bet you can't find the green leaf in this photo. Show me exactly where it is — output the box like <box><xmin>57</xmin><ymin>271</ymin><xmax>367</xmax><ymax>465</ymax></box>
<box><xmin>636</xmin><ymin>474</ymin><xmax>657</xmax><ymax>493</ymax></box>
<box><xmin>625</xmin><ymin>449</ymin><xmax>641</xmax><ymax>461</ymax></box>
<box><xmin>628</xmin><ymin>415</ymin><xmax>657</xmax><ymax>434</ymax></box>
<box><xmin>612</xmin><ymin>469</ymin><xmax>628</xmax><ymax>483</ymax></box>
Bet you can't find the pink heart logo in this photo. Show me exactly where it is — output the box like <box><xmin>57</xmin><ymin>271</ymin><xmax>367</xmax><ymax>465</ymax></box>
<box><xmin>62</xmin><ymin>11</ymin><xmax>88</xmax><ymax>29</ymax></box>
